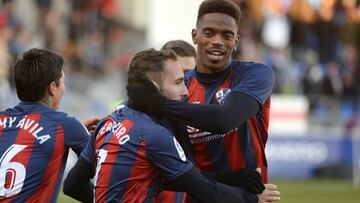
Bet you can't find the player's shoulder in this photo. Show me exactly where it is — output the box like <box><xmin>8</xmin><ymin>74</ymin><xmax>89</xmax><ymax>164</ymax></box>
<box><xmin>142</xmin><ymin>122</ymin><xmax>173</xmax><ymax>146</ymax></box>
<box><xmin>136</xmin><ymin>115</ymin><xmax>171</xmax><ymax>138</ymax></box>
<box><xmin>231</xmin><ymin>60</ymin><xmax>274</xmax><ymax>77</ymax></box>
<box><xmin>47</xmin><ymin>111</ymin><xmax>85</xmax><ymax>129</ymax></box>
<box><xmin>106</xmin><ymin>106</ymin><xmax>173</xmax><ymax>146</ymax></box>
<box><xmin>109</xmin><ymin>105</ymin><xmax>168</xmax><ymax>133</ymax></box>
<box><xmin>184</xmin><ymin>69</ymin><xmax>197</xmax><ymax>83</ymax></box>
<box><xmin>127</xmin><ymin>110</ymin><xmax>172</xmax><ymax>139</ymax></box>
<box><xmin>232</xmin><ymin>59</ymin><xmax>272</xmax><ymax>71</ymax></box>
<box><xmin>47</xmin><ymin>110</ymin><xmax>74</xmax><ymax>121</ymax></box>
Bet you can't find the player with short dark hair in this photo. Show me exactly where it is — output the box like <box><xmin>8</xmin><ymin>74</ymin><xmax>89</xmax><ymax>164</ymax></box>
<box><xmin>161</xmin><ymin>40</ymin><xmax>196</xmax><ymax>58</ymax></box>
<box><xmin>128</xmin><ymin>0</ymin><xmax>280</xmax><ymax>202</ymax></box>
<box><xmin>0</xmin><ymin>48</ymin><xmax>99</xmax><ymax>202</ymax></box>
<box><xmin>14</xmin><ymin>49</ymin><xmax>64</xmax><ymax>103</ymax></box>
<box><xmin>63</xmin><ymin>48</ymin><xmax>264</xmax><ymax>203</ymax></box>
<box><xmin>161</xmin><ymin>40</ymin><xmax>196</xmax><ymax>72</ymax></box>
<box><xmin>197</xmin><ymin>0</ymin><xmax>241</xmax><ymax>26</ymax></box>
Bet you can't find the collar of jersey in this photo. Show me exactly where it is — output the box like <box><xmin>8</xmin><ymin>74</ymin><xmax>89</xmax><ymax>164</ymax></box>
<box><xmin>194</xmin><ymin>61</ymin><xmax>232</xmax><ymax>86</ymax></box>
<box><xmin>18</xmin><ymin>101</ymin><xmax>53</xmax><ymax>112</ymax></box>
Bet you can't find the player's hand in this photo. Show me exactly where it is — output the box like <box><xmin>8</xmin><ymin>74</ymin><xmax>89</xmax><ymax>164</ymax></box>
<box><xmin>230</xmin><ymin>168</ymin><xmax>265</xmax><ymax>194</ymax></box>
<box><xmin>258</xmin><ymin>184</ymin><xmax>281</xmax><ymax>203</ymax></box>
<box><xmin>81</xmin><ymin>116</ymin><xmax>101</xmax><ymax>134</ymax></box>
<box><xmin>210</xmin><ymin>168</ymin><xmax>265</xmax><ymax>194</ymax></box>
<box><xmin>126</xmin><ymin>74</ymin><xmax>166</xmax><ymax>116</ymax></box>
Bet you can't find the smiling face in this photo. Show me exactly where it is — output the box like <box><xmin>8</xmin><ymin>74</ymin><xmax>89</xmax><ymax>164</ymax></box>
<box><xmin>192</xmin><ymin>12</ymin><xmax>239</xmax><ymax>73</ymax></box>
<box><xmin>160</xmin><ymin>59</ymin><xmax>189</xmax><ymax>101</ymax></box>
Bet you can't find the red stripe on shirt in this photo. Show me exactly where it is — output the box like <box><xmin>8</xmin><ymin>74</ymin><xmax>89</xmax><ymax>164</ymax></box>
<box><xmin>159</xmin><ymin>191</ymin><xmax>187</xmax><ymax>203</ymax></box>
<box><xmin>26</xmin><ymin>125</ymin><xmax>65</xmax><ymax>202</ymax></box>
<box><xmin>249</xmin><ymin>116</ymin><xmax>268</xmax><ymax>183</ymax></box>
<box><xmin>94</xmin><ymin>133</ymin><xmax>119</xmax><ymax>202</ymax></box>
<box><xmin>262</xmin><ymin>98</ymin><xmax>271</xmax><ymax>139</ymax></box>
<box><xmin>1</xmin><ymin>114</ymin><xmax>40</xmax><ymax>202</ymax></box>
<box><xmin>122</xmin><ymin>140</ymin><xmax>160</xmax><ymax>203</ymax></box>
<box><xmin>217</xmin><ymin>71</ymin><xmax>246</xmax><ymax>170</ymax></box>
<box><xmin>95</xmin><ymin>119</ymin><xmax>133</xmax><ymax>202</ymax></box>
<box><xmin>187</xmin><ymin>78</ymin><xmax>212</xmax><ymax>171</ymax></box>
<box><xmin>95</xmin><ymin>118</ymin><xmax>114</xmax><ymax>150</ymax></box>
<box><xmin>94</xmin><ymin>118</ymin><xmax>114</xmax><ymax>169</ymax></box>
<box><xmin>223</xmin><ymin>131</ymin><xmax>246</xmax><ymax>170</ymax></box>
<box><xmin>159</xmin><ymin>191</ymin><xmax>176</xmax><ymax>203</ymax></box>
<box><xmin>12</xmin><ymin>114</ymin><xmax>41</xmax><ymax>167</ymax></box>
<box><xmin>0</xmin><ymin>115</ymin><xmax>9</xmax><ymax>138</ymax></box>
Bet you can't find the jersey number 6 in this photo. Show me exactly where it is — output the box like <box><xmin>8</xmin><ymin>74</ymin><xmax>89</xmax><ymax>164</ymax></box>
<box><xmin>0</xmin><ymin>144</ymin><xmax>27</xmax><ymax>197</ymax></box>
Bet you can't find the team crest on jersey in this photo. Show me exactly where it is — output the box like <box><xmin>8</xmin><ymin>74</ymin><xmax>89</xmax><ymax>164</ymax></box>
<box><xmin>173</xmin><ymin>137</ymin><xmax>186</xmax><ymax>161</ymax></box>
<box><xmin>215</xmin><ymin>88</ymin><xmax>231</xmax><ymax>105</ymax></box>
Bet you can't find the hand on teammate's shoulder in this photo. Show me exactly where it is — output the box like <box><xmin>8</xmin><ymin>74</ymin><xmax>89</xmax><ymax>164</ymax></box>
<box><xmin>81</xmin><ymin>116</ymin><xmax>101</xmax><ymax>134</ymax></box>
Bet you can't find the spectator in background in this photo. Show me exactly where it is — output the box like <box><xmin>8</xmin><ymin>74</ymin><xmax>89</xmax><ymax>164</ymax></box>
<box><xmin>0</xmin><ymin>48</ymin><xmax>99</xmax><ymax>202</ymax></box>
<box><xmin>161</xmin><ymin>39</ymin><xmax>196</xmax><ymax>72</ymax></box>
<box><xmin>0</xmin><ymin>14</ymin><xmax>12</xmax><ymax>110</ymax></box>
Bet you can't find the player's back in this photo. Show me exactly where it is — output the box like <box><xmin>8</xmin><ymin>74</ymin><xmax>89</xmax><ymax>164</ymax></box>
<box><xmin>91</xmin><ymin>106</ymin><xmax>192</xmax><ymax>202</ymax></box>
<box><xmin>0</xmin><ymin>102</ymin><xmax>88</xmax><ymax>202</ymax></box>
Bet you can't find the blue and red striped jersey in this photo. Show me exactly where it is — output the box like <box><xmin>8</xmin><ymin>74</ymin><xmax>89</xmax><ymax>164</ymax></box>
<box><xmin>184</xmin><ymin>60</ymin><xmax>273</xmax><ymax>183</ymax></box>
<box><xmin>0</xmin><ymin>102</ymin><xmax>89</xmax><ymax>203</ymax></box>
<box><xmin>81</xmin><ymin>106</ymin><xmax>193</xmax><ymax>202</ymax></box>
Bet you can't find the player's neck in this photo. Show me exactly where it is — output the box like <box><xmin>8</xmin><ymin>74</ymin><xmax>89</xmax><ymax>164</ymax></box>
<box><xmin>196</xmin><ymin>60</ymin><xmax>231</xmax><ymax>74</ymax></box>
<box><xmin>195</xmin><ymin>67</ymin><xmax>230</xmax><ymax>84</ymax></box>
<box><xmin>39</xmin><ymin>97</ymin><xmax>53</xmax><ymax>109</ymax></box>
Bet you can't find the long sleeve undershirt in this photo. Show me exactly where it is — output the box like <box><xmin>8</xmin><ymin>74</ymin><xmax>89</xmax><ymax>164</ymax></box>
<box><xmin>160</xmin><ymin>91</ymin><xmax>260</xmax><ymax>134</ymax></box>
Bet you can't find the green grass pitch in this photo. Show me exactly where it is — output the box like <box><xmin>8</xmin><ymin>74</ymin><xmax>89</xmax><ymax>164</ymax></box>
<box><xmin>57</xmin><ymin>178</ymin><xmax>360</xmax><ymax>203</ymax></box>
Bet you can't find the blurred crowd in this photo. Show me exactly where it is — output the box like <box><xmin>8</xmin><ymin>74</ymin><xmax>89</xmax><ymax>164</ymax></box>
<box><xmin>233</xmin><ymin>0</ymin><xmax>360</xmax><ymax>133</ymax></box>
<box><xmin>0</xmin><ymin>0</ymin><xmax>141</xmax><ymax>116</ymax></box>
<box><xmin>0</xmin><ymin>0</ymin><xmax>360</xmax><ymax>133</ymax></box>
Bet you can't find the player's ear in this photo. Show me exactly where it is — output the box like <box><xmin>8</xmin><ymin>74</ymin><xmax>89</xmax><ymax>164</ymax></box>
<box><xmin>234</xmin><ymin>33</ymin><xmax>240</xmax><ymax>48</ymax></box>
<box><xmin>150</xmin><ymin>80</ymin><xmax>160</xmax><ymax>91</ymax></box>
<box><xmin>48</xmin><ymin>81</ymin><xmax>57</xmax><ymax>96</ymax></box>
<box><xmin>191</xmin><ymin>29</ymin><xmax>197</xmax><ymax>45</ymax></box>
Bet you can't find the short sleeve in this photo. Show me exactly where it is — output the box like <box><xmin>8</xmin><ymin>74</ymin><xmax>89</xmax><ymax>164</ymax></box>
<box><xmin>232</xmin><ymin>63</ymin><xmax>275</xmax><ymax>105</ymax></box>
<box><xmin>145</xmin><ymin>127</ymin><xmax>193</xmax><ymax>180</ymax></box>
<box><xmin>62</xmin><ymin>116</ymin><xmax>90</xmax><ymax>156</ymax></box>
<box><xmin>79</xmin><ymin>134</ymin><xmax>95</xmax><ymax>165</ymax></box>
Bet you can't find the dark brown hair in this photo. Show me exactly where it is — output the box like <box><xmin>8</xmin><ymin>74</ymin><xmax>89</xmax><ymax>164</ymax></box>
<box><xmin>14</xmin><ymin>48</ymin><xmax>64</xmax><ymax>102</ymax></box>
<box><xmin>161</xmin><ymin>40</ymin><xmax>196</xmax><ymax>57</ymax></box>
<box><xmin>127</xmin><ymin>48</ymin><xmax>177</xmax><ymax>86</ymax></box>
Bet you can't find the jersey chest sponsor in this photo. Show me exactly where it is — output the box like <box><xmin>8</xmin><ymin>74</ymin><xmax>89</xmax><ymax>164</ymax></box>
<box><xmin>187</xmin><ymin>126</ymin><xmax>238</xmax><ymax>144</ymax></box>
<box><xmin>187</xmin><ymin>86</ymin><xmax>235</xmax><ymax>144</ymax></box>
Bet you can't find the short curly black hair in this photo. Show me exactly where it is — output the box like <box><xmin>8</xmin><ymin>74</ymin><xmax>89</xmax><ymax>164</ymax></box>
<box><xmin>197</xmin><ymin>0</ymin><xmax>241</xmax><ymax>26</ymax></box>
